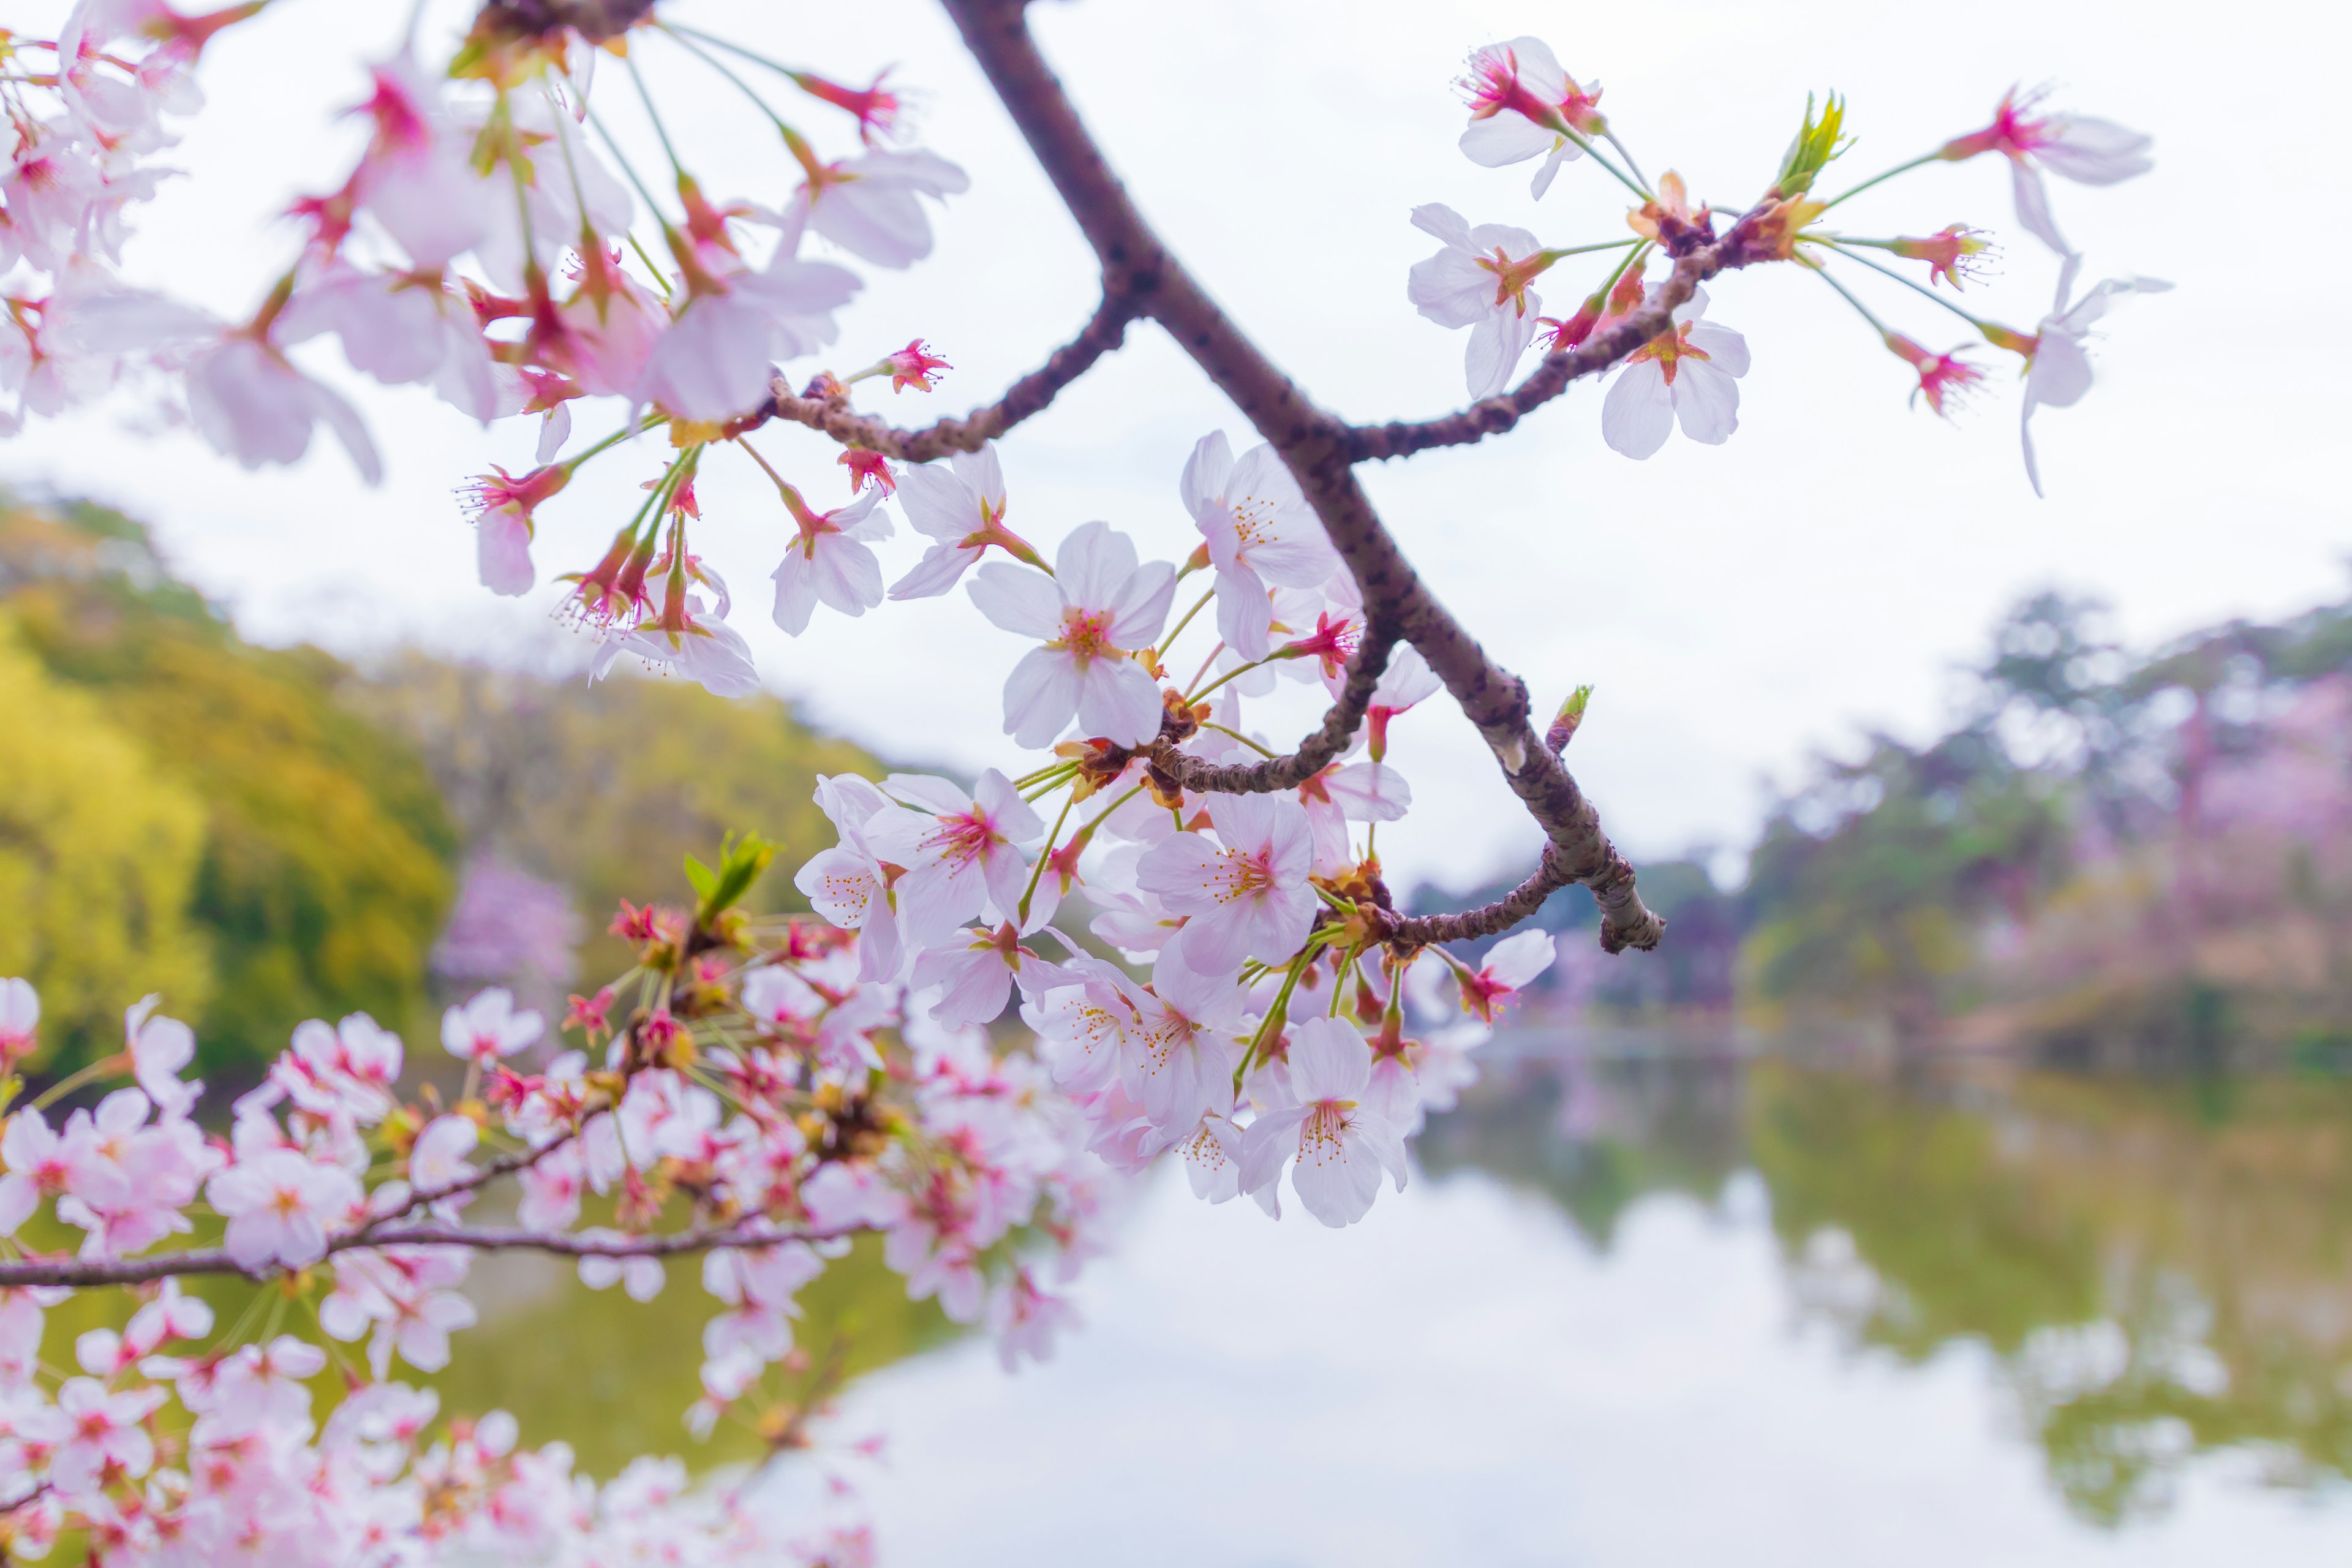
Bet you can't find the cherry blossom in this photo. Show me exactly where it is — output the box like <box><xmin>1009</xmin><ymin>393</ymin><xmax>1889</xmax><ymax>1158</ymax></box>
<box><xmin>791</xmin><ymin>147</ymin><xmax>970</xmax><ymax>267</ymax></box>
<box><xmin>2013</xmin><ymin>257</ymin><xmax>2169</xmax><ymax>496</ymax></box>
<box><xmin>1136</xmin><ymin>793</ymin><xmax>1318</xmax><ymax>976</ymax></box>
<box><xmin>1457</xmin><ymin>36</ymin><xmax>1606</xmax><ymax>197</ymax></box>
<box><xmin>124</xmin><ymin>993</ymin><xmax>200</xmax><ymax>1118</ymax></box>
<box><xmin>22</xmin><ymin>1376</ymin><xmax>165</xmax><ymax>1494</ymax></box>
<box><xmin>638</xmin><ymin>255</ymin><xmax>861</xmax><ymax>422</ymax></box>
<box><xmin>1407</xmin><ymin>203</ymin><xmax>1555</xmax><ymax>398</ymax></box>
<box><xmin>208</xmin><ymin>1145</ymin><xmax>363</xmax><ymax>1271</ymax></box>
<box><xmin>184</xmin><ymin>331</ymin><xmax>385</xmax><ymax>484</ymax></box>
<box><xmin>1296</xmin><ymin>760</ymin><xmax>1412</xmax><ymax>876</ymax></box>
<box><xmin>1940</xmin><ymin>87</ymin><xmax>2154</xmax><ymax>255</ymax></box>
<box><xmin>1453</xmin><ymin>929</ymin><xmax>1558</xmax><ymax>1023</ymax></box>
<box><xmin>970</xmin><ymin>520</ymin><xmax>1177</xmax><ymax>748</ymax></box>
<box><xmin>889</xmin><ymin>442</ymin><xmax>1044</xmax><ymax>600</ymax></box>
<box><xmin>1365</xmin><ymin>644</ymin><xmax>1442</xmax><ymax>759</ymax></box>
<box><xmin>912</xmin><ymin>922</ymin><xmax>1074</xmax><ymax>1026</ymax></box>
<box><xmin>440</xmin><ymin>987</ymin><xmax>545</xmax><ymax>1066</ymax></box>
<box><xmin>770</xmin><ymin>484</ymin><xmax>892</xmax><ymax>635</ymax></box>
<box><xmin>1600</xmin><ymin>285</ymin><xmax>1750</xmax><ymax>459</ymax></box>
<box><xmin>1238</xmin><ymin>1017</ymin><xmax>1409</xmax><ymax>1227</ymax></box>
<box><xmin>792</xmin><ymin>774</ymin><xmax>906</xmax><ymax>981</ymax></box>
<box><xmin>1180</xmin><ymin>431</ymin><xmax>1337</xmax><ymax>661</ymax></box>
<box><xmin>864</xmin><ymin>771</ymin><xmax>1041</xmax><ymax>945</ymax></box>
<box><xmin>0</xmin><ymin>978</ymin><xmax>37</xmax><ymax>1067</ymax></box>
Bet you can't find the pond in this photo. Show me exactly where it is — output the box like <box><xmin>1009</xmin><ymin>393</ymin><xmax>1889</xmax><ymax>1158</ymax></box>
<box><xmin>435</xmin><ymin>1044</ymin><xmax>2352</xmax><ymax>1566</ymax></box>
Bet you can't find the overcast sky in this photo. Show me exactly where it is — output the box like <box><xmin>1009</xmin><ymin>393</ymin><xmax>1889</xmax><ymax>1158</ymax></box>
<box><xmin>12</xmin><ymin>0</ymin><xmax>2346</xmax><ymax>894</ymax></box>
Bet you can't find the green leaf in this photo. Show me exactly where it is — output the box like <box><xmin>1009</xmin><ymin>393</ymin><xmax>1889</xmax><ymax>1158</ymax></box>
<box><xmin>682</xmin><ymin>853</ymin><xmax>718</xmax><ymax>902</ymax></box>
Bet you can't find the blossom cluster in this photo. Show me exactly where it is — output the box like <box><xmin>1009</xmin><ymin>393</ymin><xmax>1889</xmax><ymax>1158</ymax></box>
<box><xmin>0</xmin><ymin>851</ymin><xmax>1115</xmax><ymax>1562</ymax></box>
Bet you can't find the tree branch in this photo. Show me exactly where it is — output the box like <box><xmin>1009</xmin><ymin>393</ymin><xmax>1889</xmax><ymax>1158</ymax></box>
<box><xmin>1346</xmin><ymin>252</ymin><xmax>1724</xmax><ymax>462</ymax></box>
<box><xmin>0</xmin><ymin>1217</ymin><xmax>836</xmax><ymax>1290</ymax></box>
<box><xmin>1152</xmin><ymin>625</ymin><xmax>1395</xmax><ymax>794</ymax></box>
<box><xmin>938</xmin><ymin>0</ymin><xmax>1680</xmax><ymax>952</ymax></box>
<box><xmin>759</xmin><ymin>290</ymin><xmax>1139</xmax><ymax>461</ymax></box>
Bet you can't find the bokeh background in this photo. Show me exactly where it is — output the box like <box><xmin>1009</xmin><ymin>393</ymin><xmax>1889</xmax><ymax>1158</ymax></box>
<box><xmin>5</xmin><ymin>0</ymin><xmax>2350</xmax><ymax>1563</ymax></box>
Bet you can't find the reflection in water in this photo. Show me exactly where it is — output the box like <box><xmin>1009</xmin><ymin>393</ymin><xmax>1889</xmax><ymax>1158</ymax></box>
<box><xmin>1423</xmin><ymin>1045</ymin><xmax>2352</xmax><ymax>1525</ymax></box>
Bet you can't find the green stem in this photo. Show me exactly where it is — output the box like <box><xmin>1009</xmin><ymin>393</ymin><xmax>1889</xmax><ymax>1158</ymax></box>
<box><xmin>1819</xmin><ymin>151</ymin><xmax>1942</xmax><ymax>212</ymax></box>
<box><xmin>1020</xmin><ymin>763</ymin><xmax>1080</xmax><ymax>803</ymax></box>
<box><xmin>1555</xmin><ymin>124</ymin><xmax>1646</xmax><ymax>201</ymax></box>
<box><xmin>1819</xmin><ymin>239</ymin><xmax>1995</xmax><ymax>331</ymax></box>
<box><xmin>1810</xmin><ymin>263</ymin><xmax>1894</xmax><ymax>337</ymax></box>
<box><xmin>25</xmin><ymin>1055</ymin><xmax>123</xmax><ymax>1114</ymax></box>
<box><xmin>1156</xmin><ymin>586</ymin><xmax>1216</xmax><ymax>661</ymax></box>
<box><xmin>1602</xmin><ymin>129</ymin><xmax>1653</xmax><ymax>196</ymax></box>
<box><xmin>1186</xmin><ymin>657</ymin><xmax>1267</xmax><ymax>705</ymax></box>
<box><xmin>1536</xmin><ymin>238</ymin><xmax>1641</xmax><ymax>265</ymax></box>
<box><xmin>1235</xmin><ymin>952</ymin><xmax>1312</xmax><ymax>1091</ymax></box>
<box><xmin>1016</xmin><ymin>792</ymin><xmax>1077</xmax><ymax>925</ymax></box>
<box><xmin>655</xmin><ymin>22</ymin><xmax>794</xmax><ymax>137</ymax></box>
<box><xmin>622</xmin><ymin>50</ymin><xmax>688</xmax><ymax>179</ymax></box>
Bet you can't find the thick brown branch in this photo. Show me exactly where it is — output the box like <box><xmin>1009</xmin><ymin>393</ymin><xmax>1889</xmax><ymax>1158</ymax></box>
<box><xmin>939</xmin><ymin>0</ymin><xmax>1672</xmax><ymax>952</ymax></box>
<box><xmin>761</xmin><ymin>291</ymin><xmax>1138</xmax><ymax>461</ymax></box>
<box><xmin>1380</xmin><ymin>840</ymin><xmax>1651</xmax><ymax>952</ymax></box>
<box><xmin>1152</xmin><ymin>625</ymin><xmax>1395</xmax><ymax>793</ymax></box>
<box><xmin>0</xmin><ymin>1218</ymin><xmax>833</xmax><ymax>1290</ymax></box>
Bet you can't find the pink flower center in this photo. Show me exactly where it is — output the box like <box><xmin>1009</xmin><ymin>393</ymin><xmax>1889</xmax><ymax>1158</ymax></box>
<box><xmin>1054</xmin><ymin>608</ymin><xmax>1118</xmax><ymax>663</ymax></box>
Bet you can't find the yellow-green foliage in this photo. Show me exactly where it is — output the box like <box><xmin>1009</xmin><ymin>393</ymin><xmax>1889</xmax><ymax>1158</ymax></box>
<box><xmin>353</xmin><ymin>655</ymin><xmax>881</xmax><ymax>982</ymax></box>
<box><xmin>0</xmin><ymin>617</ymin><xmax>211</xmax><ymax>1065</ymax></box>
<box><xmin>0</xmin><ymin>500</ymin><xmax>456</xmax><ymax>1071</ymax></box>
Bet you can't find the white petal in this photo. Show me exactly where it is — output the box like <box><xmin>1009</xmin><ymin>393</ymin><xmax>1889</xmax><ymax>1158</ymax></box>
<box><xmin>1600</xmin><ymin>363</ymin><xmax>1674</xmax><ymax>459</ymax></box>
<box><xmin>967</xmin><ymin>561</ymin><xmax>1065</xmax><ymax>638</ymax></box>
<box><xmin>1670</xmin><ymin>361</ymin><xmax>1741</xmax><ymax>445</ymax></box>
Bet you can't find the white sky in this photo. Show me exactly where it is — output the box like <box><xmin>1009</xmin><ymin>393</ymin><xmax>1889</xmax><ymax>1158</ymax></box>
<box><xmin>11</xmin><ymin>0</ymin><xmax>2347</xmax><ymax>893</ymax></box>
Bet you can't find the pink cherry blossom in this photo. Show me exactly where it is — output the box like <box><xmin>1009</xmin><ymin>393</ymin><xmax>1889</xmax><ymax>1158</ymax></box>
<box><xmin>636</xmin><ymin>255</ymin><xmax>861</xmax><ymax>421</ymax></box>
<box><xmin>1457</xmin><ymin>37</ymin><xmax>1606</xmax><ymax>197</ymax></box>
<box><xmin>1238</xmin><ymin>1017</ymin><xmax>1409</xmax><ymax>1227</ymax></box>
<box><xmin>912</xmin><ymin>922</ymin><xmax>1074</xmax><ymax>1026</ymax></box>
<box><xmin>770</xmin><ymin>484</ymin><xmax>892</xmax><ymax>635</ymax></box>
<box><xmin>1180</xmin><ymin>431</ymin><xmax>1337</xmax><ymax>662</ymax></box>
<box><xmin>793</xmin><ymin>774</ymin><xmax>906</xmax><ymax>981</ymax></box>
<box><xmin>1407</xmin><ymin>203</ymin><xmax>1550</xmax><ymax>398</ymax></box>
<box><xmin>1600</xmin><ymin>285</ymin><xmax>1749</xmax><ymax>458</ymax></box>
<box><xmin>0</xmin><ymin>1109</ymin><xmax>72</xmax><ymax>1235</ymax></box>
<box><xmin>1940</xmin><ymin>86</ymin><xmax>2154</xmax><ymax>255</ymax></box>
<box><xmin>264</xmin><ymin>1012</ymin><xmax>405</xmax><ymax>1124</ymax></box>
<box><xmin>864</xmin><ymin>771</ymin><xmax>1042</xmax><ymax>946</ymax></box>
<box><xmin>277</xmin><ymin>262</ymin><xmax>498</xmax><ymax>421</ymax></box>
<box><xmin>0</xmin><ymin>978</ymin><xmax>37</xmax><ymax>1068</ymax></box>
<box><xmin>208</xmin><ymin>1146</ymin><xmax>363</xmax><ymax>1271</ymax></box>
<box><xmin>440</xmin><ymin>987</ymin><xmax>545</xmax><ymax>1065</ymax></box>
<box><xmin>1365</xmin><ymin>644</ymin><xmax>1442</xmax><ymax>758</ymax></box>
<box><xmin>1455</xmin><ymin>929</ymin><xmax>1557</xmax><ymax>1023</ymax></box>
<box><xmin>1115</xmin><ymin>950</ymin><xmax>1246</xmax><ymax>1132</ymax></box>
<box><xmin>1136</xmin><ymin>792</ymin><xmax>1318</xmax><ymax>976</ymax></box>
<box><xmin>1295</xmin><ymin>760</ymin><xmax>1411</xmax><ymax>876</ymax></box>
<box><xmin>889</xmin><ymin>442</ymin><xmax>1044</xmax><ymax>599</ymax></box>
<box><xmin>23</xmin><ymin>1376</ymin><xmax>165</xmax><ymax>1494</ymax></box>
<box><xmin>968</xmin><ymin>521</ymin><xmax>1176</xmax><ymax>748</ymax></box>
<box><xmin>124</xmin><ymin>994</ymin><xmax>200</xmax><ymax>1118</ymax></box>
<box><xmin>793</xmin><ymin>148</ymin><xmax>970</xmax><ymax>267</ymax></box>
<box><xmin>184</xmin><ymin>331</ymin><xmax>385</xmax><ymax>484</ymax></box>
<box><xmin>578</xmin><ymin>1234</ymin><xmax>667</xmax><ymax>1302</ymax></box>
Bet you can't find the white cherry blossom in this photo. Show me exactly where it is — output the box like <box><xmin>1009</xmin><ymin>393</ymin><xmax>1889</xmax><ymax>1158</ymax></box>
<box><xmin>2018</xmin><ymin>257</ymin><xmax>2169</xmax><ymax>496</ymax></box>
<box><xmin>1136</xmin><ymin>793</ymin><xmax>1318</xmax><ymax>976</ymax></box>
<box><xmin>1180</xmin><ymin>431</ymin><xmax>1337</xmax><ymax>661</ymax></box>
<box><xmin>1406</xmin><ymin>203</ymin><xmax>1550</xmax><ymax>397</ymax></box>
<box><xmin>969</xmin><ymin>521</ymin><xmax>1176</xmax><ymax>748</ymax></box>
<box><xmin>1238</xmin><ymin>1017</ymin><xmax>1409</xmax><ymax>1227</ymax></box>
<box><xmin>1600</xmin><ymin>285</ymin><xmax>1750</xmax><ymax>459</ymax></box>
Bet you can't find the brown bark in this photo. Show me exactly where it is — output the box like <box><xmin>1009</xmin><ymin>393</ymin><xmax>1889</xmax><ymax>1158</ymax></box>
<box><xmin>797</xmin><ymin>1</ymin><xmax>1789</xmax><ymax>953</ymax></box>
